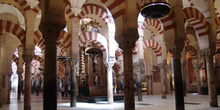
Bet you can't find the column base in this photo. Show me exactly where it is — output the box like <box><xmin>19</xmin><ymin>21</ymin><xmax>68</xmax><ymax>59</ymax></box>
<box><xmin>70</xmin><ymin>103</ymin><xmax>76</xmax><ymax>107</ymax></box>
<box><xmin>162</xmin><ymin>96</ymin><xmax>166</xmax><ymax>99</ymax></box>
<box><xmin>24</xmin><ymin>105</ymin><xmax>31</xmax><ymax>110</ymax></box>
<box><xmin>210</xmin><ymin>102</ymin><xmax>218</xmax><ymax>107</ymax></box>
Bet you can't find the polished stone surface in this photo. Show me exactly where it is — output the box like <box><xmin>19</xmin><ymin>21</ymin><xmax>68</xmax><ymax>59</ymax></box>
<box><xmin>1</xmin><ymin>92</ymin><xmax>220</xmax><ymax>110</ymax></box>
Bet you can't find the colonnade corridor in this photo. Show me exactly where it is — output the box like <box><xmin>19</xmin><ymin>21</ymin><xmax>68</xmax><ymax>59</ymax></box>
<box><xmin>1</xmin><ymin>92</ymin><xmax>220</xmax><ymax>110</ymax></box>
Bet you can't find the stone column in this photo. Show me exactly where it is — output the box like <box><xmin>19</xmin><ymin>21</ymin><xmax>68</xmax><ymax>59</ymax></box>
<box><xmin>158</xmin><ymin>63</ymin><xmax>167</xmax><ymax>99</ymax></box>
<box><xmin>203</xmin><ymin>50</ymin><xmax>218</xmax><ymax>107</ymax></box>
<box><xmin>17</xmin><ymin>70</ymin><xmax>23</xmax><ymax>100</ymax></box>
<box><xmin>22</xmin><ymin>55</ymin><xmax>33</xmax><ymax>110</ymax></box>
<box><xmin>134</xmin><ymin>62</ymin><xmax>143</xmax><ymax>101</ymax></box>
<box><xmin>181</xmin><ymin>61</ymin><xmax>187</xmax><ymax>96</ymax></box>
<box><xmin>65</xmin><ymin>73</ymin><xmax>69</xmax><ymax>97</ymax></box>
<box><xmin>40</xmin><ymin>24</ymin><xmax>64</xmax><ymax>110</ymax></box>
<box><xmin>123</xmin><ymin>45</ymin><xmax>135</xmax><ymax>110</ymax></box>
<box><xmin>17</xmin><ymin>46</ymin><xmax>23</xmax><ymax>100</ymax></box>
<box><xmin>146</xmin><ymin>75</ymin><xmax>150</xmax><ymax>95</ymax></box>
<box><xmin>107</xmin><ymin>60</ymin><xmax>114</xmax><ymax>104</ymax></box>
<box><xmin>170</xmin><ymin>48</ymin><xmax>185</xmax><ymax>110</ymax></box>
<box><xmin>146</xmin><ymin>75</ymin><xmax>153</xmax><ymax>95</ymax></box>
<box><xmin>116</xmin><ymin>28</ymin><xmax>138</xmax><ymax>110</ymax></box>
<box><xmin>194</xmin><ymin>66</ymin><xmax>201</xmax><ymax>94</ymax></box>
<box><xmin>69</xmin><ymin>58</ymin><xmax>78</xmax><ymax>107</ymax></box>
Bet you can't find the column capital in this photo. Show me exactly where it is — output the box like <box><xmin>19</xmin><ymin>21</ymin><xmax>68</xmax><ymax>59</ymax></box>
<box><xmin>22</xmin><ymin>54</ymin><xmax>34</xmax><ymax>63</ymax></box>
<box><xmin>158</xmin><ymin>62</ymin><xmax>167</xmax><ymax>68</ymax></box>
<box><xmin>17</xmin><ymin>70</ymin><xmax>23</xmax><ymax>75</ymax></box>
<box><xmin>201</xmin><ymin>49</ymin><xmax>215</xmax><ymax>58</ymax></box>
<box><xmin>39</xmin><ymin>22</ymin><xmax>65</xmax><ymax>39</ymax></box>
<box><xmin>22</xmin><ymin>48</ymin><xmax>34</xmax><ymax>63</ymax></box>
<box><xmin>115</xmin><ymin>28</ymin><xmax>139</xmax><ymax>51</ymax></box>
<box><xmin>194</xmin><ymin>66</ymin><xmax>201</xmax><ymax>70</ymax></box>
<box><xmin>169</xmin><ymin>48</ymin><xmax>183</xmax><ymax>59</ymax></box>
<box><xmin>107</xmin><ymin>61</ymin><xmax>114</xmax><ymax>70</ymax></box>
<box><xmin>69</xmin><ymin>58</ymin><xmax>79</xmax><ymax>69</ymax></box>
<box><xmin>134</xmin><ymin>61</ymin><xmax>144</xmax><ymax>69</ymax></box>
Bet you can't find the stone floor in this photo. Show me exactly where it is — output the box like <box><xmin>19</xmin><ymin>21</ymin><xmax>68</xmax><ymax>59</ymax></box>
<box><xmin>1</xmin><ymin>92</ymin><xmax>220</xmax><ymax>110</ymax></box>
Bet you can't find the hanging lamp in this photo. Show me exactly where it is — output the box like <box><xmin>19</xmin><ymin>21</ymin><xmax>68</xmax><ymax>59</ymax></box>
<box><xmin>140</xmin><ymin>0</ymin><xmax>171</xmax><ymax>19</ymax></box>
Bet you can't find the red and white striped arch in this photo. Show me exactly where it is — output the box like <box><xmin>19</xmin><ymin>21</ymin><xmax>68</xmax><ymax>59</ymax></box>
<box><xmin>217</xmin><ymin>34</ymin><xmax>220</xmax><ymax>49</ymax></box>
<box><xmin>113</xmin><ymin>60</ymin><xmax>121</xmax><ymax>69</ymax></box>
<box><xmin>185</xmin><ymin>45</ymin><xmax>197</xmax><ymax>59</ymax></box>
<box><xmin>34</xmin><ymin>30</ymin><xmax>42</xmax><ymax>45</ymax></box>
<box><xmin>0</xmin><ymin>0</ymin><xmax>39</xmax><ymax>15</ymax></box>
<box><xmin>99</xmin><ymin>0</ymin><xmax>125</xmax><ymax>37</ymax></box>
<box><xmin>57</xmin><ymin>41</ymin><xmax>66</xmax><ymax>56</ymax></box>
<box><xmin>183</xmin><ymin>7</ymin><xmax>209</xmax><ymax>49</ymax></box>
<box><xmin>78</xmin><ymin>32</ymin><xmax>108</xmax><ymax>62</ymax></box>
<box><xmin>99</xmin><ymin>0</ymin><xmax>125</xmax><ymax>20</ymax></box>
<box><xmin>215</xmin><ymin>17</ymin><xmax>220</xmax><ymax>34</ymax></box>
<box><xmin>115</xmin><ymin>48</ymin><xmax>123</xmax><ymax>58</ymax></box>
<box><xmin>76</xmin><ymin>4</ymin><xmax>109</xmax><ymax>26</ymax></box>
<box><xmin>34</xmin><ymin>30</ymin><xmax>72</xmax><ymax>51</ymax></box>
<box><xmin>14</xmin><ymin>0</ymin><xmax>40</xmax><ymax>13</ymax></box>
<box><xmin>34</xmin><ymin>55</ymin><xmax>44</xmax><ymax>66</ymax></box>
<box><xmin>160</xmin><ymin>10</ymin><xmax>175</xmax><ymax>32</ymax></box>
<box><xmin>214</xmin><ymin>0</ymin><xmax>220</xmax><ymax>17</ymax></box>
<box><xmin>59</xmin><ymin>30</ymin><xmax>72</xmax><ymax>50</ymax></box>
<box><xmin>183</xmin><ymin>7</ymin><xmax>208</xmax><ymax>37</ymax></box>
<box><xmin>132</xmin><ymin>42</ymin><xmax>138</xmax><ymax>55</ymax></box>
<box><xmin>65</xmin><ymin>4</ymin><xmax>75</xmax><ymax>19</ymax></box>
<box><xmin>12</xmin><ymin>54</ymin><xmax>19</xmax><ymax>66</ymax></box>
<box><xmin>36</xmin><ymin>38</ymin><xmax>45</xmax><ymax>51</ymax></box>
<box><xmin>143</xmin><ymin>19</ymin><xmax>163</xmax><ymax>36</ymax></box>
<box><xmin>0</xmin><ymin>20</ymin><xmax>25</xmax><ymax>45</ymax></box>
<box><xmin>143</xmin><ymin>39</ymin><xmax>162</xmax><ymax>57</ymax></box>
<box><xmin>160</xmin><ymin>11</ymin><xmax>176</xmax><ymax>45</ymax></box>
<box><xmin>145</xmin><ymin>27</ymin><xmax>155</xmax><ymax>37</ymax></box>
<box><xmin>185</xmin><ymin>27</ymin><xmax>197</xmax><ymax>45</ymax></box>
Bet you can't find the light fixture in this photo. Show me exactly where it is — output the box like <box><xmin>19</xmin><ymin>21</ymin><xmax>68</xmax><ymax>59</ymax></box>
<box><xmin>58</xmin><ymin>56</ymin><xmax>69</xmax><ymax>61</ymax></box>
<box><xmin>140</xmin><ymin>1</ymin><xmax>171</xmax><ymax>19</ymax></box>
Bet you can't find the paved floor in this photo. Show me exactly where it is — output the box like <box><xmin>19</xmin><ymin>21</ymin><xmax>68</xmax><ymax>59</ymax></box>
<box><xmin>1</xmin><ymin>92</ymin><xmax>220</xmax><ymax>110</ymax></box>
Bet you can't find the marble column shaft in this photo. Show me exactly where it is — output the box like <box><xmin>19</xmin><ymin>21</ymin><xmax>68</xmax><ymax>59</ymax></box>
<box><xmin>70</xmin><ymin>60</ymin><xmax>77</xmax><ymax>107</ymax></box>
<box><xmin>65</xmin><ymin>73</ymin><xmax>69</xmax><ymax>97</ymax></box>
<box><xmin>181</xmin><ymin>62</ymin><xmax>187</xmax><ymax>96</ymax></box>
<box><xmin>107</xmin><ymin>62</ymin><xmax>114</xmax><ymax>104</ymax></box>
<box><xmin>205</xmin><ymin>55</ymin><xmax>218</xmax><ymax>107</ymax></box>
<box><xmin>195</xmin><ymin>66</ymin><xmax>201</xmax><ymax>94</ymax></box>
<box><xmin>17</xmin><ymin>71</ymin><xmax>22</xmax><ymax>100</ymax></box>
<box><xmin>134</xmin><ymin>62</ymin><xmax>143</xmax><ymax>101</ymax></box>
<box><xmin>22</xmin><ymin>55</ymin><xmax>33</xmax><ymax>110</ymax></box>
<box><xmin>123</xmin><ymin>48</ymin><xmax>135</xmax><ymax>110</ymax></box>
<box><xmin>158</xmin><ymin>63</ymin><xmax>167</xmax><ymax>99</ymax></box>
<box><xmin>42</xmin><ymin>28</ymin><xmax>60</xmax><ymax>110</ymax></box>
<box><xmin>146</xmin><ymin>76</ymin><xmax>149</xmax><ymax>95</ymax></box>
<box><xmin>171</xmin><ymin>48</ymin><xmax>185</xmax><ymax>110</ymax></box>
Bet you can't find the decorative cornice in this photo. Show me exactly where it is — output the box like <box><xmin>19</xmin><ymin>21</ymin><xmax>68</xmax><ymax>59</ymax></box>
<box><xmin>25</xmin><ymin>0</ymin><xmax>39</xmax><ymax>9</ymax></box>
